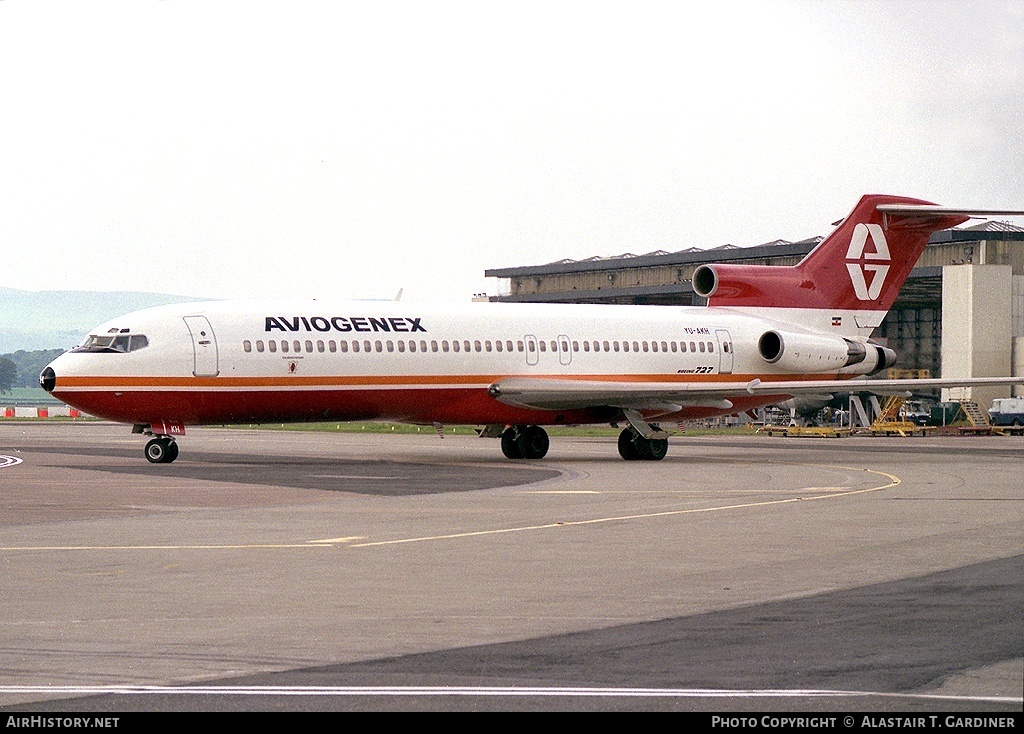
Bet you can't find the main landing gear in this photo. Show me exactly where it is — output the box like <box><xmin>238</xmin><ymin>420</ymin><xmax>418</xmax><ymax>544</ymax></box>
<box><xmin>617</xmin><ymin>427</ymin><xmax>668</xmax><ymax>461</ymax></box>
<box><xmin>500</xmin><ymin>425</ymin><xmax>550</xmax><ymax>460</ymax></box>
<box><xmin>144</xmin><ymin>437</ymin><xmax>179</xmax><ymax>464</ymax></box>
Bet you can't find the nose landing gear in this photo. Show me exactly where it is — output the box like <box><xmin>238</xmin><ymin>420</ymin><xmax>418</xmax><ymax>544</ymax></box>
<box><xmin>144</xmin><ymin>437</ymin><xmax>179</xmax><ymax>464</ymax></box>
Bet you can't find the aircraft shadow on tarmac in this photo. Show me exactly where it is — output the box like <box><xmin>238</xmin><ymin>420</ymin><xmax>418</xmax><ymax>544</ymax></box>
<box><xmin>47</xmin><ymin>451</ymin><xmax>562</xmax><ymax>495</ymax></box>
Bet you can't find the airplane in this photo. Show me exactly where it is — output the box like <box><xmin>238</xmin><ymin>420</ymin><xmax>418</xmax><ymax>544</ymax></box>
<box><xmin>39</xmin><ymin>194</ymin><xmax>1024</xmax><ymax>464</ymax></box>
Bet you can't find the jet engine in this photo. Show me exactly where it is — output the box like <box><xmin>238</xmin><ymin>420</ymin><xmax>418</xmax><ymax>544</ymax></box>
<box><xmin>757</xmin><ymin>329</ymin><xmax>896</xmax><ymax>375</ymax></box>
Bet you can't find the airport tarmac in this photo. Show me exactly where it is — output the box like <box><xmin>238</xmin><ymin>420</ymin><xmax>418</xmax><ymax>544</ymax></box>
<box><xmin>0</xmin><ymin>422</ymin><xmax>1021</xmax><ymax>712</ymax></box>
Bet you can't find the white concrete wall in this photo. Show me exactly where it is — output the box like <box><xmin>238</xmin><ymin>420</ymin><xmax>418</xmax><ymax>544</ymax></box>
<box><xmin>1013</xmin><ymin>276</ymin><xmax>1024</xmax><ymax>338</ymax></box>
<box><xmin>941</xmin><ymin>265</ymin><xmax>1013</xmax><ymax>408</ymax></box>
<box><xmin>1014</xmin><ymin>277</ymin><xmax>1024</xmax><ymax>398</ymax></box>
<box><xmin>1014</xmin><ymin>337</ymin><xmax>1024</xmax><ymax>398</ymax></box>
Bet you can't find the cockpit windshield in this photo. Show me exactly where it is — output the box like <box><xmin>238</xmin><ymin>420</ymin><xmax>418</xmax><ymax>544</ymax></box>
<box><xmin>72</xmin><ymin>334</ymin><xmax>149</xmax><ymax>353</ymax></box>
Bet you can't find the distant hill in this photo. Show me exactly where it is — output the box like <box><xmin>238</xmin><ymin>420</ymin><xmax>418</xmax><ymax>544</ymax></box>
<box><xmin>0</xmin><ymin>286</ymin><xmax>202</xmax><ymax>352</ymax></box>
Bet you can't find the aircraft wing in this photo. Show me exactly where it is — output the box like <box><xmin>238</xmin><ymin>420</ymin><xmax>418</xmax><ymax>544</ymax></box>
<box><xmin>487</xmin><ymin>376</ymin><xmax>1024</xmax><ymax>412</ymax></box>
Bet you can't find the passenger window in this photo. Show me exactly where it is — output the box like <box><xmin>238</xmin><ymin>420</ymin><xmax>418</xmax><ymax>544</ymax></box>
<box><xmin>442</xmin><ymin>340</ymin><xmax>450</xmax><ymax>352</ymax></box>
<box><xmin>352</xmin><ymin>340</ymin><xmax>360</xmax><ymax>353</ymax></box>
<box><xmin>293</xmin><ymin>341</ymin><xmax>301</xmax><ymax>353</ymax></box>
<box><xmin>397</xmin><ymin>341</ymin><xmax>405</xmax><ymax>352</ymax></box>
<box><xmin>642</xmin><ymin>342</ymin><xmax>648</xmax><ymax>352</ymax></box>
<box><xmin>485</xmin><ymin>341</ymin><xmax>492</xmax><ymax>352</ymax></box>
<box><xmin>420</xmin><ymin>340</ymin><xmax>427</xmax><ymax>352</ymax></box>
<box><xmin>690</xmin><ymin>341</ymin><xmax>696</xmax><ymax>352</ymax></box>
<box><xmin>363</xmin><ymin>340</ymin><xmax>371</xmax><ymax>352</ymax></box>
<box><xmin>506</xmin><ymin>340</ymin><xmax>514</xmax><ymax>352</ymax></box>
<box><xmin>317</xmin><ymin>340</ymin><xmax>325</xmax><ymax>353</ymax></box>
<box><xmin>539</xmin><ymin>341</ymin><xmax>546</xmax><ymax>352</ymax></box>
<box><xmin>256</xmin><ymin>340</ymin><xmax>265</xmax><ymax>353</ymax></box>
<box><xmin>613</xmin><ymin>341</ymin><xmax>620</xmax><ymax>352</ymax></box>
<box><xmin>305</xmin><ymin>340</ymin><xmax>313</xmax><ymax>353</ymax></box>
<box><xmin>387</xmin><ymin>341</ymin><xmax>395</xmax><ymax>353</ymax></box>
<box><xmin>464</xmin><ymin>340</ymin><xmax>471</xmax><ymax>352</ymax></box>
<box><xmin>339</xmin><ymin>341</ymin><xmax>347</xmax><ymax>352</ymax></box>
<box><xmin>244</xmin><ymin>340</ymin><xmax>252</xmax><ymax>353</ymax></box>
<box><xmin>269</xmin><ymin>340</ymin><xmax>278</xmax><ymax>353</ymax></box>
<box><xmin>623</xmin><ymin>342</ymin><xmax>630</xmax><ymax>353</ymax></box>
<box><xmin>699</xmin><ymin>342</ymin><xmax>705</xmax><ymax>353</ymax></box>
<box><xmin>583</xmin><ymin>341</ymin><xmax>590</xmax><ymax>352</ymax></box>
<box><xmin>281</xmin><ymin>341</ymin><xmax>289</xmax><ymax>353</ymax></box>
<box><xmin>452</xmin><ymin>341</ymin><xmax>460</xmax><ymax>353</ymax></box>
<box><xmin>603</xmin><ymin>341</ymin><xmax>609</xmax><ymax>352</ymax></box>
<box><xmin>375</xmin><ymin>341</ymin><xmax>383</xmax><ymax>353</ymax></box>
<box><xmin>475</xmin><ymin>340</ymin><xmax>482</xmax><ymax>352</ymax></box>
<box><xmin>409</xmin><ymin>340</ymin><xmax>416</xmax><ymax>353</ymax></box>
<box><xmin>708</xmin><ymin>342</ymin><xmax>714</xmax><ymax>353</ymax></box>
<box><xmin>670</xmin><ymin>341</ymin><xmax>677</xmax><ymax>353</ymax></box>
<box><xmin>495</xmin><ymin>340</ymin><xmax>502</xmax><ymax>352</ymax></box>
<box><xmin>517</xmin><ymin>341</ymin><xmax>525</xmax><ymax>352</ymax></box>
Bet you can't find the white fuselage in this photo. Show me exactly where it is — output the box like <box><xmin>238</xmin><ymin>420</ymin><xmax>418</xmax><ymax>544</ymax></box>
<box><xmin>46</xmin><ymin>299</ymin><xmax>870</xmax><ymax>428</ymax></box>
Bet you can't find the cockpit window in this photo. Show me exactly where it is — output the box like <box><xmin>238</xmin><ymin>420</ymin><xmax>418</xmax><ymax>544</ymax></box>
<box><xmin>73</xmin><ymin>334</ymin><xmax>149</xmax><ymax>353</ymax></box>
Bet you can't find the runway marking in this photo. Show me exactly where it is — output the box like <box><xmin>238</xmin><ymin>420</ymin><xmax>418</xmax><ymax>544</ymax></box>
<box><xmin>0</xmin><ymin>455</ymin><xmax>23</xmax><ymax>469</ymax></box>
<box><xmin>0</xmin><ymin>464</ymin><xmax>900</xmax><ymax>552</ymax></box>
<box><xmin>531</xmin><ymin>490</ymin><xmax>601</xmax><ymax>494</ymax></box>
<box><xmin>0</xmin><ymin>538</ymin><xmax>361</xmax><ymax>551</ymax></box>
<box><xmin>350</xmin><ymin>465</ymin><xmax>900</xmax><ymax>548</ymax></box>
<box><xmin>0</xmin><ymin>684</ymin><xmax>1015</xmax><ymax>704</ymax></box>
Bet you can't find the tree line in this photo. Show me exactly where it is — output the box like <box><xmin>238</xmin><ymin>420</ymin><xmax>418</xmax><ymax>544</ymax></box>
<box><xmin>0</xmin><ymin>349</ymin><xmax>65</xmax><ymax>392</ymax></box>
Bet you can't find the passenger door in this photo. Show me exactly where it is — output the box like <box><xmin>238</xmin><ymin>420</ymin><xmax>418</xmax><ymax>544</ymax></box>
<box><xmin>183</xmin><ymin>315</ymin><xmax>219</xmax><ymax>377</ymax></box>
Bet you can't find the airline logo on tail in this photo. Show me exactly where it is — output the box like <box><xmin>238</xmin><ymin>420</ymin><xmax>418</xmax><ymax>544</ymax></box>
<box><xmin>845</xmin><ymin>223</ymin><xmax>891</xmax><ymax>301</ymax></box>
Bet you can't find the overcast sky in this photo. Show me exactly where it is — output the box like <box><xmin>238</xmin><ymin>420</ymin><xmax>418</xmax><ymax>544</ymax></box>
<box><xmin>1</xmin><ymin>1</ymin><xmax>1022</xmax><ymax>302</ymax></box>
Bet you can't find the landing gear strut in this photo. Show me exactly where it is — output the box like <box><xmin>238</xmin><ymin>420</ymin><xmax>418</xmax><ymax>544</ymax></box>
<box><xmin>500</xmin><ymin>425</ymin><xmax>550</xmax><ymax>460</ymax></box>
<box><xmin>617</xmin><ymin>427</ymin><xmax>668</xmax><ymax>461</ymax></box>
<box><xmin>145</xmin><ymin>437</ymin><xmax>179</xmax><ymax>464</ymax></box>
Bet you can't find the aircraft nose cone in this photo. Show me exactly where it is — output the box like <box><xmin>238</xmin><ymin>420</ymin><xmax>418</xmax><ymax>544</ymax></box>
<box><xmin>40</xmin><ymin>366</ymin><xmax>56</xmax><ymax>392</ymax></box>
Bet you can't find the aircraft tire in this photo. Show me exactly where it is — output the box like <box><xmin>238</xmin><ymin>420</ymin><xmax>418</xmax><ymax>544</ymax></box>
<box><xmin>618</xmin><ymin>429</ymin><xmax>668</xmax><ymax>461</ymax></box>
<box><xmin>145</xmin><ymin>437</ymin><xmax>178</xmax><ymax>464</ymax></box>
<box><xmin>646</xmin><ymin>438</ymin><xmax>668</xmax><ymax>461</ymax></box>
<box><xmin>518</xmin><ymin>425</ymin><xmax>549</xmax><ymax>460</ymax></box>
<box><xmin>501</xmin><ymin>427</ymin><xmax>524</xmax><ymax>459</ymax></box>
<box><xmin>618</xmin><ymin>429</ymin><xmax>641</xmax><ymax>460</ymax></box>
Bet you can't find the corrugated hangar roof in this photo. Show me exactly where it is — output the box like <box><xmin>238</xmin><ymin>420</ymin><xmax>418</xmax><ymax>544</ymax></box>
<box><xmin>486</xmin><ymin>237</ymin><xmax>822</xmax><ymax>278</ymax></box>
<box><xmin>486</xmin><ymin>226</ymin><xmax>1024</xmax><ymax>279</ymax></box>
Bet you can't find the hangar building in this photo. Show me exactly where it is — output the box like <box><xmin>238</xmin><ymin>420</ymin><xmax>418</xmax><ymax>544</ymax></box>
<box><xmin>486</xmin><ymin>221</ymin><xmax>1024</xmax><ymax>408</ymax></box>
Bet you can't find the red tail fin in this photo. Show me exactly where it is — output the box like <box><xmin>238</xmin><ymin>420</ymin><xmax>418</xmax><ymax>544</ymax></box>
<box><xmin>693</xmin><ymin>195</ymin><xmax>969</xmax><ymax>312</ymax></box>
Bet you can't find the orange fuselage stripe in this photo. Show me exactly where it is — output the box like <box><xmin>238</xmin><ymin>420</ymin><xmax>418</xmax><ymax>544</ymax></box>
<box><xmin>54</xmin><ymin>373</ymin><xmax>848</xmax><ymax>389</ymax></box>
